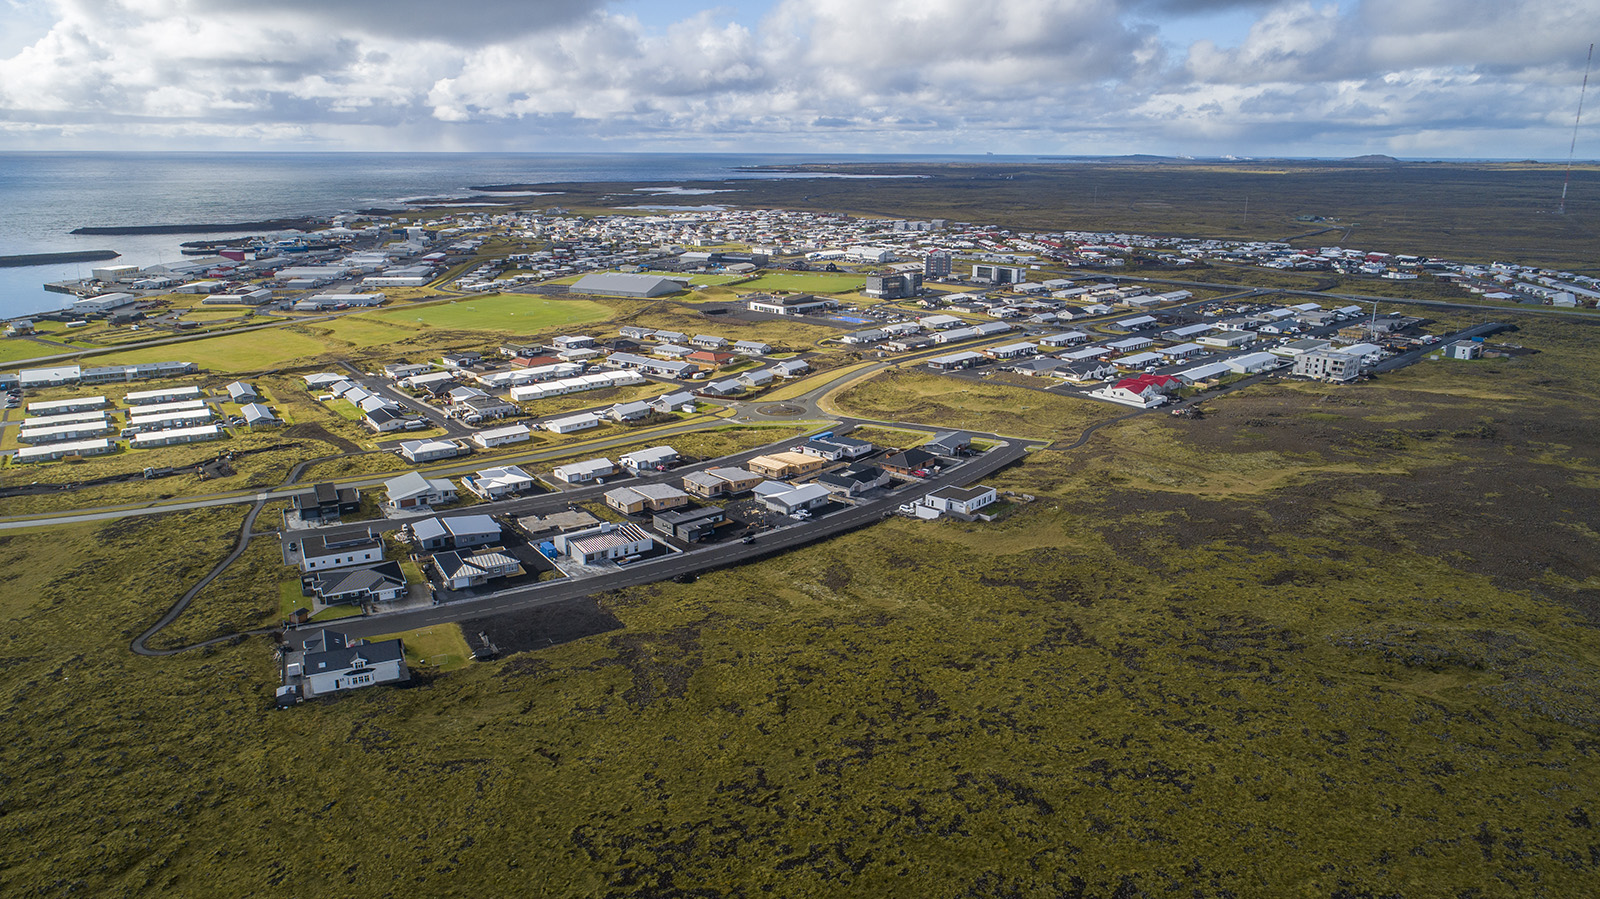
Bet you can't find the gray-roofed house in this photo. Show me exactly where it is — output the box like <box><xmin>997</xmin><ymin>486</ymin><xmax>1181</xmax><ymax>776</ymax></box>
<box><xmin>761</xmin><ymin>483</ymin><xmax>833</xmax><ymax>515</ymax></box>
<box><xmin>737</xmin><ymin>368</ymin><xmax>775</xmax><ymax>389</ymax></box>
<box><xmin>650</xmin><ymin>391</ymin><xmax>696</xmax><ymax>413</ymax></box>
<box><xmin>619</xmin><ymin>446</ymin><xmax>680</xmax><ymax>472</ymax></box>
<box><xmin>296</xmin><ymin>630</ymin><xmax>409</xmax><ymax>697</ymax></box>
<box><xmin>399</xmin><ymin>438</ymin><xmax>463</xmax><ymax>464</ymax></box>
<box><xmin>773</xmin><ymin>359</ymin><xmax>811</xmax><ymax>378</ymax></box>
<box><xmin>923</xmin><ymin>484</ymin><xmax>999</xmax><ymax>517</ymax></box>
<box><xmin>240</xmin><ymin>402</ymin><xmax>280</xmax><ymax>427</ymax></box>
<box><xmin>604</xmin><ymin>484</ymin><xmax>692</xmax><ymax>515</ymax></box>
<box><xmin>365</xmin><ymin>407</ymin><xmax>407</xmax><ymax>433</ymax></box>
<box><xmin>433</xmin><ymin>548</ymin><xmax>523</xmax><ymax>590</ymax></box>
<box><xmin>384</xmin><ymin>471</ymin><xmax>457</xmax><ymax>511</ymax></box>
<box><xmin>304</xmin><ymin>561</ymin><xmax>406</xmax><ymax>605</ymax></box>
<box><xmin>410</xmin><ymin>514</ymin><xmax>501</xmax><ymax>551</ymax></box>
<box><xmin>924</xmin><ymin>432</ymin><xmax>973</xmax><ymax>456</ymax></box>
<box><xmin>609</xmin><ymin>400</ymin><xmax>653</xmax><ymax>422</ymax></box>
<box><xmin>225</xmin><ymin>381</ymin><xmax>259</xmax><ymax>402</ymax></box>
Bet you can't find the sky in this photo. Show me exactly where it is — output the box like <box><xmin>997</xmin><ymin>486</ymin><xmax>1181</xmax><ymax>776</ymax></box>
<box><xmin>0</xmin><ymin>0</ymin><xmax>1595</xmax><ymax>158</ymax></box>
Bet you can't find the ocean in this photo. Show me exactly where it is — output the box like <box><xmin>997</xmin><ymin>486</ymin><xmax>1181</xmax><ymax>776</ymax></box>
<box><xmin>0</xmin><ymin>151</ymin><xmax>1001</xmax><ymax>321</ymax></box>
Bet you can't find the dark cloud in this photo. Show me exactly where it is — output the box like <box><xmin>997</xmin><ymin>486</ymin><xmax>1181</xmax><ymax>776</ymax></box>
<box><xmin>195</xmin><ymin>0</ymin><xmax>607</xmax><ymax>43</ymax></box>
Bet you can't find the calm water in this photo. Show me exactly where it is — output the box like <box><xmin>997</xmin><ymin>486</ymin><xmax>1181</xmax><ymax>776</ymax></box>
<box><xmin>0</xmin><ymin>151</ymin><xmax>1003</xmax><ymax>320</ymax></box>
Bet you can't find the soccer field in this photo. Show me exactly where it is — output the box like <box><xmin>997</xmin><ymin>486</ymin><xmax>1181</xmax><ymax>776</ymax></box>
<box><xmin>373</xmin><ymin>294</ymin><xmax>611</xmax><ymax>332</ymax></box>
<box><xmin>738</xmin><ymin>272</ymin><xmax>868</xmax><ymax>293</ymax></box>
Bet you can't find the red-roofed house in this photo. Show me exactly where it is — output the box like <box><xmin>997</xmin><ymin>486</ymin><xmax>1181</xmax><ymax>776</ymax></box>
<box><xmin>1090</xmin><ymin>373</ymin><xmax>1181</xmax><ymax>408</ymax></box>
<box><xmin>511</xmin><ymin>355</ymin><xmax>562</xmax><ymax>368</ymax></box>
<box><xmin>687</xmin><ymin>350</ymin><xmax>736</xmax><ymax>366</ymax></box>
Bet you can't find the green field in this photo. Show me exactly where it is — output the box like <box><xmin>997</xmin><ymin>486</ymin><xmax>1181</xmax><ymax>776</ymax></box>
<box><xmin>90</xmin><ymin>326</ymin><xmax>357</xmax><ymax>372</ymax></box>
<box><xmin>0</xmin><ymin>337</ymin><xmax>65</xmax><ymax>364</ymax></box>
<box><xmin>737</xmin><ymin>272</ymin><xmax>869</xmax><ymax>294</ymax></box>
<box><xmin>371</xmin><ymin>293</ymin><xmax>609</xmax><ymax>332</ymax></box>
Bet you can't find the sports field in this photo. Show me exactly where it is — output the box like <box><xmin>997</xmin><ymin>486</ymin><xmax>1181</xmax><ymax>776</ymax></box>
<box><xmin>738</xmin><ymin>272</ymin><xmax>868</xmax><ymax>293</ymax></box>
<box><xmin>372</xmin><ymin>293</ymin><xmax>609</xmax><ymax>332</ymax></box>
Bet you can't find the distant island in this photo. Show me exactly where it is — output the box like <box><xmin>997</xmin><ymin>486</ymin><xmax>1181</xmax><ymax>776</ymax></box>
<box><xmin>0</xmin><ymin>249</ymin><xmax>119</xmax><ymax>268</ymax></box>
<box><xmin>69</xmin><ymin>218</ymin><xmax>318</xmax><ymax>236</ymax></box>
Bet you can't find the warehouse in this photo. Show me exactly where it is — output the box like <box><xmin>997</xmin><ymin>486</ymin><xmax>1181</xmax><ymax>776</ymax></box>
<box><xmin>125</xmin><ymin>385</ymin><xmax>203</xmax><ymax>406</ymax></box>
<box><xmin>126</xmin><ymin>407</ymin><xmax>214</xmax><ymax>433</ymax></box>
<box><xmin>18</xmin><ymin>421</ymin><xmax>112</xmax><ymax>443</ymax></box>
<box><xmin>130</xmin><ymin>424</ymin><xmax>223</xmax><ymax>448</ymax></box>
<box><xmin>26</xmin><ymin>395</ymin><xmax>105</xmax><ymax>415</ymax></box>
<box><xmin>15</xmin><ymin>438</ymin><xmax>116</xmax><ymax>463</ymax></box>
<box><xmin>571</xmin><ymin>272</ymin><xmax>687</xmax><ymax>298</ymax></box>
<box><xmin>21</xmin><ymin>410</ymin><xmax>109</xmax><ymax>429</ymax></box>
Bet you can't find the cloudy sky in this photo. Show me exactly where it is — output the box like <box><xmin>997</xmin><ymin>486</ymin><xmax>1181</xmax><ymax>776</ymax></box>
<box><xmin>0</xmin><ymin>0</ymin><xmax>1594</xmax><ymax>157</ymax></box>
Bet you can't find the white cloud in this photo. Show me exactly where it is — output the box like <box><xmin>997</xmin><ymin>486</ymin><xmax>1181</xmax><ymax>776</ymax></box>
<box><xmin>0</xmin><ymin>0</ymin><xmax>1592</xmax><ymax>155</ymax></box>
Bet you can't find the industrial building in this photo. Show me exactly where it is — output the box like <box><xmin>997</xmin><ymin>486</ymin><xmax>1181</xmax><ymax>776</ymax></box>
<box><xmin>570</xmin><ymin>272</ymin><xmax>687</xmax><ymax>298</ymax></box>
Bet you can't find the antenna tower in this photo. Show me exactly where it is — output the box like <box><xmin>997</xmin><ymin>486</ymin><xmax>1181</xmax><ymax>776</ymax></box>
<box><xmin>1559</xmin><ymin>43</ymin><xmax>1595</xmax><ymax>215</ymax></box>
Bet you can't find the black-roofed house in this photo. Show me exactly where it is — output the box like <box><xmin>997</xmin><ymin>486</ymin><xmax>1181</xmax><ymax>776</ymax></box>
<box><xmin>303</xmin><ymin>561</ymin><xmax>407</xmax><ymax>605</ymax></box>
<box><xmin>296</xmin><ymin>629</ymin><xmax>409</xmax><ymax>697</ymax></box>
<box><xmin>816</xmin><ymin>465</ymin><xmax>892</xmax><ymax>496</ymax></box>
<box><xmin>652</xmin><ymin>506</ymin><xmax>726</xmax><ymax>542</ymax></box>
<box><xmin>882</xmin><ymin>448</ymin><xmax>942</xmax><ymax>477</ymax></box>
<box><xmin>291</xmin><ymin>483</ymin><xmax>361</xmax><ymax>522</ymax></box>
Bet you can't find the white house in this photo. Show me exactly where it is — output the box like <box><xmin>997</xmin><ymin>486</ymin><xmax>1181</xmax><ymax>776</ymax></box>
<box><xmin>923</xmin><ymin>484</ymin><xmax>998</xmax><ymax>516</ymax></box>
<box><xmin>553</xmin><ymin>522</ymin><xmax>654</xmax><ymax>563</ymax></box>
<box><xmin>1089</xmin><ymin>373</ymin><xmax>1181</xmax><ymax>408</ymax></box>
<box><xmin>545</xmin><ymin>412</ymin><xmax>601</xmax><ymax>434</ymax></box>
<box><xmin>399</xmin><ymin>438</ymin><xmax>463</xmax><ymax>463</ymax></box>
<box><xmin>650</xmin><ymin>391</ymin><xmax>697</xmax><ymax>413</ymax></box>
<box><xmin>296</xmin><ymin>630</ymin><xmax>408</xmax><ymax>698</ymax></box>
<box><xmin>552</xmin><ymin>458</ymin><xmax>615</xmax><ymax>484</ymax></box>
<box><xmin>463</xmin><ymin>465</ymin><xmax>536</xmax><ymax>500</ymax></box>
<box><xmin>296</xmin><ymin>530</ymin><xmax>385</xmax><ymax>573</ymax></box>
<box><xmin>472</xmin><ymin>424</ymin><xmax>531</xmax><ymax>449</ymax></box>
<box><xmin>760</xmin><ymin>483</ymin><xmax>833</xmax><ymax>515</ymax></box>
<box><xmin>619</xmin><ymin>446</ymin><xmax>679</xmax><ymax>472</ymax></box>
<box><xmin>1224</xmin><ymin>352</ymin><xmax>1282</xmax><ymax>374</ymax></box>
<box><xmin>384</xmin><ymin>471</ymin><xmax>458</xmax><ymax>511</ymax></box>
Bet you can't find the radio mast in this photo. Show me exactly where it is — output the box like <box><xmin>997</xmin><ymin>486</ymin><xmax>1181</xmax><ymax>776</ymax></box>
<box><xmin>1558</xmin><ymin>43</ymin><xmax>1594</xmax><ymax>215</ymax></box>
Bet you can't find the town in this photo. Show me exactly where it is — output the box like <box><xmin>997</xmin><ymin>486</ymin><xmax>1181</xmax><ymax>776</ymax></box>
<box><xmin>0</xmin><ymin>202</ymin><xmax>1533</xmax><ymax>704</ymax></box>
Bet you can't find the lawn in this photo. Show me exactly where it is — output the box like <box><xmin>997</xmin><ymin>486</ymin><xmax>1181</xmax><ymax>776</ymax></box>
<box><xmin>0</xmin><ymin>338</ymin><xmax>64</xmax><ymax>364</ymax></box>
<box><xmin>737</xmin><ymin>272</ymin><xmax>869</xmax><ymax>294</ymax></box>
<box><xmin>89</xmin><ymin>326</ymin><xmax>345</xmax><ymax>372</ymax></box>
<box><xmin>370</xmin><ymin>293</ymin><xmax>610</xmax><ymax>332</ymax></box>
<box><xmin>373</xmin><ymin>625</ymin><xmax>475</xmax><ymax>672</ymax></box>
<box><xmin>829</xmin><ymin>368</ymin><xmax>1120</xmax><ymax>441</ymax></box>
